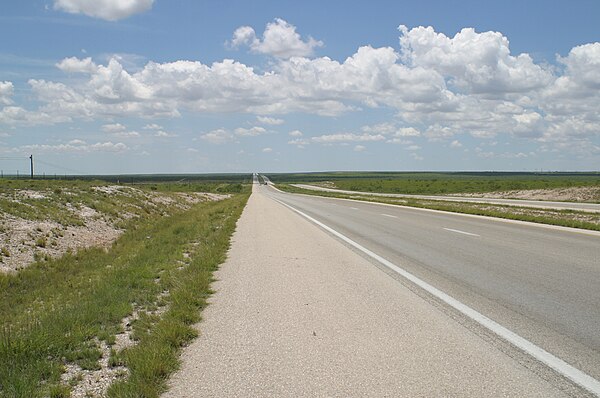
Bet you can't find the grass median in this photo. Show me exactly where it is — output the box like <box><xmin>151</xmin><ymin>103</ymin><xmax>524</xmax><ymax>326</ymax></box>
<box><xmin>277</xmin><ymin>184</ymin><xmax>600</xmax><ymax>232</ymax></box>
<box><xmin>0</xmin><ymin>187</ymin><xmax>250</xmax><ymax>398</ymax></box>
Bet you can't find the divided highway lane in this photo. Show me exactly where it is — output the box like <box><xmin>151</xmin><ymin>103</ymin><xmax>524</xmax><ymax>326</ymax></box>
<box><xmin>262</xmin><ymin>185</ymin><xmax>600</xmax><ymax>392</ymax></box>
<box><xmin>291</xmin><ymin>183</ymin><xmax>600</xmax><ymax>213</ymax></box>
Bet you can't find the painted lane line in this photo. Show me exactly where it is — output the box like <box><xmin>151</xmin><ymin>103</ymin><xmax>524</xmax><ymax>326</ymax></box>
<box><xmin>381</xmin><ymin>213</ymin><xmax>398</xmax><ymax>219</ymax></box>
<box><xmin>349</xmin><ymin>207</ymin><xmax>359</xmax><ymax>210</ymax></box>
<box><xmin>272</xmin><ymin>197</ymin><xmax>600</xmax><ymax>397</ymax></box>
<box><xmin>276</xmin><ymin>187</ymin><xmax>600</xmax><ymax>237</ymax></box>
<box><xmin>443</xmin><ymin>228</ymin><xmax>480</xmax><ymax>237</ymax></box>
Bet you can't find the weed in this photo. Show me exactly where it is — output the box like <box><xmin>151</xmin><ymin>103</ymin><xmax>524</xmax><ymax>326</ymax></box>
<box><xmin>48</xmin><ymin>384</ymin><xmax>71</xmax><ymax>398</ymax></box>
<box><xmin>108</xmin><ymin>349</ymin><xmax>125</xmax><ymax>368</ymax></box>
<box><xmin>68</xmin><ymin>372</ymin><xmax>83</xmax><ymax>386</ymax></box>
<box><xmin>33</xmin><ymin>250</ymin><xmax>43</xmax><ymax>262</ymax></box>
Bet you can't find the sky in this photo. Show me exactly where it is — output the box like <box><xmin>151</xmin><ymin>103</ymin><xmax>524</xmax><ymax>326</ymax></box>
<box><xmin>0</xmin><ymin>0</ymin><xmax>599</xmax><ymax>174</ymax></box>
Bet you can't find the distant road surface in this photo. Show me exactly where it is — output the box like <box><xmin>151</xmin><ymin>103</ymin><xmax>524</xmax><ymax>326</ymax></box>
<box><xmin>291</xmin><ymin>183</ymin><xmax>600</xmax><ymax>213</ymax></box>
<box><xmin>165</xmin><ymin>183</ymin><xmax>600</xmax><ymax>397</ymax></box>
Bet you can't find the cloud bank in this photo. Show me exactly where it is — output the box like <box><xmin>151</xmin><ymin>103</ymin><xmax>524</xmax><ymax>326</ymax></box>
<box><xmin>2</xmin><ymin>21</ymin><xmax>600</xmax><ymax>157</ymax></box>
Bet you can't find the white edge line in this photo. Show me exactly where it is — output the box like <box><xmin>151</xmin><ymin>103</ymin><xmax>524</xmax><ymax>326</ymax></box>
<box><xmin>272</xmin><ymin>197</ymin><xmax>600</xmax><ymax>396</ymax></box>
<box><xmin>443</xmin><ymin>227</ymin><xmax>480</xmax><ymax>237</ymax></box>
<box><xmin>271</xmin><ymin>186</ymin><xmax>600</xmax><ymax>237</ymax></box>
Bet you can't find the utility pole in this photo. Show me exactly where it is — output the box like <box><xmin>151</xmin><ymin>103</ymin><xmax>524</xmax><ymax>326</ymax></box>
<box><xmin>30</xmin><ymin>154</ymin><xmax>34</xmax><ymax>179</ymax></box>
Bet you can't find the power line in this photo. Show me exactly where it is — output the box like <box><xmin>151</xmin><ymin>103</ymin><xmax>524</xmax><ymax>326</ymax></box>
<box><xmin>35</xmin><ymin>159</ymin><xmax>85</xmax><ymax>175</ymax></box>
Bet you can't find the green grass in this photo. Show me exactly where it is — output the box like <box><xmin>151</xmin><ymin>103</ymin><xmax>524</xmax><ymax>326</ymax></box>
<box><xmin>266</xmin><ymin>172</ymin><xmax>600</xmax><ymax>197</ymax></box>
<box><xmin>0</xmin><ymin>187</ymin><xmax>250</xmax><ymax>397</ymax></box>
<box><xmin>278</xmin><ymin>184</ymin><xmax>600</xmax><ymax>231</ymax></box>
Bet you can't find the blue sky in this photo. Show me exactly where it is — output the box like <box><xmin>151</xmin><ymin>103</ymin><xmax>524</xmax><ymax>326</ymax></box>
<box><xmin>1</xmin><ymin>1</ymin><xmax>599</xmax><ymax>174</ymax></box>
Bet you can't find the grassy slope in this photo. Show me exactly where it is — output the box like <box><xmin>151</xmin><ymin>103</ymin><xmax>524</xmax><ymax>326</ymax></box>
<box><xmin>0</xmin><ymin>183</ymin><xmax>250</xmax><ymax>397</ymax></box>
<box><xmin>278</xmin><ymin>184</ymin><xmax>600</xmax><ymax>231</ymax></box>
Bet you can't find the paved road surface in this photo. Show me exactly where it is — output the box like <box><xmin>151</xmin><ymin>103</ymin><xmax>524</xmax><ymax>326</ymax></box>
<box><xmin>292</xmin><ymin>183</ymin><xmax>600</xmax><ymax>213</ymax></box>
<box><xmin>163</xmin><ymin>183</ymin><xmax>599</xmax><ymax>397</ymax></box>
<box><xmin>264</xmin><ymin>185</ymin><xmax>600</xmax><ymax>390</ymax></box>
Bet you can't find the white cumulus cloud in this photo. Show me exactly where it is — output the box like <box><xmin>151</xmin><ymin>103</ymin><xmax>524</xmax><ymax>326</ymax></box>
<box><xmin>288</xmin><ymin>138</ymin><xmax>309</xmax><ymax>148</ymax></box>
<box><xmin>101</xmin><ymin>123</ymin><xmax>126</xmax><ymax>133</ymax></box>
<box><xmin>154</xmin><ymin>130</ymin><xmax>177</xmax><ymax>138</ymax></box>
<box><xmin>102</xmin><ymin>123</ymin><xmax>141</xmax><ymax>138</ymax></box>
<box><xmin>143</xmin><ymin>123</ymin><xmax>163</xmax><ymax>130</ymax></box>
<box><xmin>53</xmin><ymin>0</ymin><xmax>154</xmax><ymax>21</ymax></box>
<box><xmin>56</xmin><ymin>57</ymin><xmax>98</xmax><ymax>74</ymax></box>
<box><xmin>256</xmin><ymin>115</ymin><xmax>284</xmax><ymax>125</ymax></box>
<box><xmin>312</xmin><ymin>133</ymin><xmax>386</xmax><ymax>143</ymax></box>
<box><xmin>200</xmin><ymin>128</ymin><xmax>233</xmax><ymax>144</ymax></box>
<box><xmin>230</xmin><ymin>18</ymin><xmax>323</xmax><ymax>59</ymax></box>
<box><xmin>398</xmin><ymin>25</ymin><xmax>553</xmax><ymax>95</ymax></box>
<box><xmin>393</xmin><ymin>127</ymin><xmax>421</xmax><ymax>137</ymax></box>
<box><xmin>0</xmin><ymin>81</ymin><xmax>14</xmax><ymax>105</ymax></box>
<box><xmin>234</xmin><ymin>126</ymin><xmax>267</xmax><ymax>137</ymax></box>
<box><xmin>20</xmin><ymin>140</ymin><xmax>128</xmax><ymax>153</ymax></box>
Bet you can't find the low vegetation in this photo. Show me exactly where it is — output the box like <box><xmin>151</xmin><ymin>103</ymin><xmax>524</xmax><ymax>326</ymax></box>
<box><xmin>0</xmin><ymin>178</ymin><xmax>250</xmax><ymax>397</ymax></box>
<box><xmin>278</xmin><ymin>184</ymin><xmax>600</xmax><ymax>231</ymax></box>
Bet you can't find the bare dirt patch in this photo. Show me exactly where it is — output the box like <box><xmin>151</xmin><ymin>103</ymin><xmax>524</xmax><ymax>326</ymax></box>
<box><xmin>312</xmin><ymin>180</ymin><xmax>337</xmax><ymax>189</ymax></box>
<box><xmin>0</xmin><ymin>215</ymin><xmax>121</xmax><ymax>273</ymax></box>
<box><xmin>451</xmin><ymin>186</ymin><xmax>600</xmax><ymax>202</ymax></box>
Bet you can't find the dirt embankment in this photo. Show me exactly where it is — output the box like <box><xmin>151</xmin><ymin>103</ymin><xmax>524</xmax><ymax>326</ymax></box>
<box><xmin>0</xmin><ymin>185</ymin><xmax>229</xmax><ymax>273</ymax></box>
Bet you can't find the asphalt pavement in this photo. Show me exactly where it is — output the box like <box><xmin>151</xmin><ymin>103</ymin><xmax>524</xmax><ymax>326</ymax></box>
<box><xmin>263</xmin><ymin>184</ymin><xmax>600</xmax><ymax>394</ymax></box>
<box><xmin>292</xmin><ymin>184</ymin><xmax>600</xmax><ymax>213</ymax></box>
<box><xmin>163</xmin><ymin>183</ymin><xmax>600</xmax><ymax>397</ymax></box>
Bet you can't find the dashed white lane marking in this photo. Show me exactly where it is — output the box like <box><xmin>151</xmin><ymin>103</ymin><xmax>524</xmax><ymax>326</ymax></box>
<box><xmin>381</xmin><ymin>214</ymin><xmax>398</xmax><ymax>218</ymax></box>
<box><xmin>443</xmin><ymin>227</ymin><xmax>480</xmax><ymax>237</ymax></box>
<box><xmin>349</xmin><ymin>207</ymin><xmax>359</xmax><ymax>210</ymax></box>
<box><xmin>273</xmin><ymin>197</ymin><xmax>600</xmax><ymax>397</ymax></box>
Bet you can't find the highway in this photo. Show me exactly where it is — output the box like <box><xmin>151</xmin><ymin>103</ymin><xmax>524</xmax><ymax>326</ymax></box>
<box><xmin>291</xmin><ymin>183</ymin><xmax>600</xmax><ymax>213</ymax></box>
<box><xmin>262</xmin><ymin>183</ymin><xmax>600</xmax><ymax>395</ymax></box>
